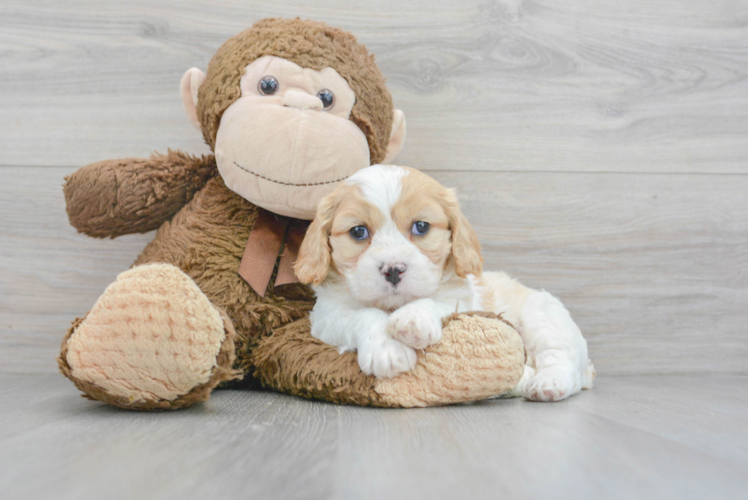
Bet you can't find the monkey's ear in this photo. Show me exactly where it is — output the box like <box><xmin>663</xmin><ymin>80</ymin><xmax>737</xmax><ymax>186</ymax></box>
<box><xmin>382</xmin><ymin>109</ymin><xmax>406</xmax><ymax>164</ymax></box>
<box><xmin>180</xmin><ymin>68</ymin><xmax>207</xmax><ymax>130</ymax></box>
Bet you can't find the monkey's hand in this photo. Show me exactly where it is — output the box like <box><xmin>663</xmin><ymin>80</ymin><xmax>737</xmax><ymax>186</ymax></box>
<box><xmin>64</xmin><ymin>150</ymin><xmax>217</xmax><ymax>238</ymax></box>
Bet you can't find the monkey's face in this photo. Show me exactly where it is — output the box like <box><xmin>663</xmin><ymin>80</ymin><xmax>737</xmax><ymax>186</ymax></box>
<box><xmin>214</xmin><ymin>56</ymin><xmax>372</xmax><ymax>219</ymax></box>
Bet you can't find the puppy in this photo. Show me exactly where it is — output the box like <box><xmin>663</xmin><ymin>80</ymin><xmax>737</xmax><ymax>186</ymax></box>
<box><xmin>295</xmin><ymin>165</ymin><xmax>595</xmax><ymax>402</ymax></box>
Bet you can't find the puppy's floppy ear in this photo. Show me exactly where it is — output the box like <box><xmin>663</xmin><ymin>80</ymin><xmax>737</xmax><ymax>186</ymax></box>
<box><xmin>441</xmin><ymin>188</ymin><xmax>483</xmax><ymax>278</ymax></box>
<box><xmin>294</xmin><ymin>190</ymin><xmax>340</xmax><ymax>285</ymax></box>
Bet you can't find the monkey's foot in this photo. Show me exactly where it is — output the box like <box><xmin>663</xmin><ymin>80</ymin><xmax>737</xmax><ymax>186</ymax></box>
<box><xmin>58</xmin><ymin>264</ymin><xmax>242</xmax><ymax>410</ymax></box>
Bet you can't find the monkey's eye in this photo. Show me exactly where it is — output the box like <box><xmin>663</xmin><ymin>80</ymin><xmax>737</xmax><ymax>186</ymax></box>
<box><xmin>317</xmin><ymin>89</ymin><xmax>335</xmax><ymax>110</ymax></box>
<box><xmin>349</xmin><ymin>225</ymin><xmax>369</xmax><ymax>241</ymax></box>
<box><xmin>258</xmin><ymin>76</ymin><xmax>279</xmax><ymax>95</ymax></box>
<box><xmin>411</xmin><ymin>221</ymin><xmax>430</xmax><ymax>236</ymax></box>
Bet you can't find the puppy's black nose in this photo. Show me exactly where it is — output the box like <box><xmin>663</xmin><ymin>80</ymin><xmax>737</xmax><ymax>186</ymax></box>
<box><xmin>382</xmin><ymin>265</ymin><xmax>406</xmax><ymax>286</ymax></box>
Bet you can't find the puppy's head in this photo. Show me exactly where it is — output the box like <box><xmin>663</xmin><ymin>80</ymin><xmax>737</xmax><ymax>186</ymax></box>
<box><xmin>295</xmin><ymin>165</ymin><xmax>483</xmax><ymax>309</ymax></box>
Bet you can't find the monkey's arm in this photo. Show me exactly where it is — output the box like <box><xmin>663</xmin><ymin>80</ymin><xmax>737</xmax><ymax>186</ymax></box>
<box><xmin>64</xmin><ymin>149</ymin><xmax>217</xmax><ymax>238</ymax></box>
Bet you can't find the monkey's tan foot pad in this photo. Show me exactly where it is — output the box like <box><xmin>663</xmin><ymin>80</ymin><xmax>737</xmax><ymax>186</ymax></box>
<box><xmin>58</xmin><ymin>263</ymin><xmax>242</xmax><ymax>410</ymax></box>
<box><xmin>252</xmin><ymin>312</ymin><xmax>526</xmax><ymax>408</ymax></box>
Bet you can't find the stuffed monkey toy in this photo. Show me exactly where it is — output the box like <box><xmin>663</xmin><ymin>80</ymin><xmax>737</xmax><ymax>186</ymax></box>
<box><xmin>57</xmin><ymin>18</ymin><xmax>525</xmax><ymax>410</ymax></box>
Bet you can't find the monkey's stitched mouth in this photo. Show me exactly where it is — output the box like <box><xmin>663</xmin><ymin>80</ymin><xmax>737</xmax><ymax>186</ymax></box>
<box><xmin>233</xmin><ymin>162</ymin><xmax>349</xmax><ymax>187</ymax></box>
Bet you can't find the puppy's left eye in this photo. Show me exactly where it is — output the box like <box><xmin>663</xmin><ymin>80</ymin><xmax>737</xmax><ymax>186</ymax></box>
<box><xmin>349</xmin><ymin>225</ymin><xmax>369</xmax><ymax>240</ymax></box>
<box><xmin>411</xmin><ymin>221</ymin><xmax>430</xmax><ymax>236</ymax></box>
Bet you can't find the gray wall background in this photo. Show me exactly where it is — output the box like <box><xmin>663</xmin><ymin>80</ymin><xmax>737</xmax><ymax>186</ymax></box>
<box><xmin>1</xmin><ymin>0</ymin><xmax>746</xmax><ymax>375</ymax></box>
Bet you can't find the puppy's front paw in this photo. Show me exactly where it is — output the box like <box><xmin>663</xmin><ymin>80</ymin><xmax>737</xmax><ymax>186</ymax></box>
<box><xmin>387</xmin><ymin>307</ymin><xmax>443</xmax><ymax>350</ymax></box>
<box><xmin>522</xmin><ymin>366</ymin><xmax>579</xmax><ymax>402</ymax></box>
<box><xmin>358</xmin><ymin>337</ymin><xmax>417</xmax><ymax>379</ymax></box>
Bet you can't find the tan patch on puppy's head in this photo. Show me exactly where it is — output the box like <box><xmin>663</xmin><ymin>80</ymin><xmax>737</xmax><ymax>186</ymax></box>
<box><xmin>297</xmin><ymin>166</ymin><xmax>483</xmax><ymax>286</ymax></box>
<box><xmin>328</xmin><ymin>189</ymin><xmax>384</xmax><ymax>276</ymax></box>
<box><xmin>295</xmin><ymin>183</ymin><xmax>383</xmax><ymax>285</ymax></box>
<box><xmin>392</xmin><ymin>168</ymin><xmax>483</xmax><ymax>277</ymax></box>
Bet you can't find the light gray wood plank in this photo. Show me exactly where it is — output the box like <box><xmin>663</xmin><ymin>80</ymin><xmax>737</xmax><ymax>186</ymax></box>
<box><xmin>1</xmin><ymin>166</ymin><xmax>746</xmax><ymax>376</ymax></box>
<box><xmin>0</xmin><ymin>166</ymin><xmax>155</xmax><ymax>374</ymax></box>
<box><xmin>1</xmin><ymin>0</ymin><xmax>747</xmax><ymax>173</ymax></box>
<box><xmin>0</xmin><ymin>373</ymin><xmax>102</xmax><ymax>441</ymax></box>
<box><xmin>577</xmin><ymin>375</ymin><xmax>748</xmax><ymax>464</ymax></box>
<box><xmin>0</xmin><ymin>374</ymin><xmax>746</xmax><ymax>500</ymax></box>
<box><xmin>331</xmin><ymin>378</ymin><xmax>748</xmax><ymax>500</ymax></box>
<box><xmin>429</xmin><ymin>169</ymin><xmax>748</xmax><ymax>377</ymax></box>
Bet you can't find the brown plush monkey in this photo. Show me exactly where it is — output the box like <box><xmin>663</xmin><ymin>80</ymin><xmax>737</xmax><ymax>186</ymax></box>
<box><xmin>57</xmin><ymin>18</ymin><xmax>524</xmax><ymax>410</ymax></box>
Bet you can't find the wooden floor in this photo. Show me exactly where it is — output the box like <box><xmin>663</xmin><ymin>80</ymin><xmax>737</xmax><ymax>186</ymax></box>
<box><xmin>1</xmin><ymin>374</ymin><xmax>746</xmax><ymax>500</ymax></box>
<box><xmin>1</xmin><ymin>1</ymin><xmax>747</xmax><ymax>498</ymax></box>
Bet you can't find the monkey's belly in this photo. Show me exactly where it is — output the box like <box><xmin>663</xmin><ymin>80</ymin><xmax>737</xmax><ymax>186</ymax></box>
<box><xmin>133</xmin><ymin>175</ymin><xmax>315</xmax><ymax>376</ymax></box>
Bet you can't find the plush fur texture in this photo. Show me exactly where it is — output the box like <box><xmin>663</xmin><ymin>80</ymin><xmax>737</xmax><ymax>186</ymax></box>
<box><xmin>199</xmin><ymin>18</ymin><xmax>394</xmax><ymax>164</ymax></box>
<box><xmin>374</xmin><ymin>312</ymin><xmax>525</xmax><ymax>407</ymax></box>
<box><xmin>132</xmin><ymin>176</ymin><xmax>316</xmax><ymax>374</ymax></box>
<box><xmin>58</xmin><ymin>301</ymin><xmax>241</xmax><ymax>411</ymax></box>
<box><xmin>61</xmin><ymin>166</ymin><xmax>525</xmax><ymax>408</ymax></box>
<box><xmin>65</xmin><ymin>150</ymin><xmax>217</xmax><ymax>238</ymax></box>
<box><xmin>299</xmin><ymin>165</ymin><xmax>595</xmax><ymax>401</ymax></box>
<box><xmin>63</xmin><ymin>264</ymin><xmax>234</xmax><ymax>403</ymax></box>
<box><xmin>252</xmin><ymin>312</ymin><xmax>525</xmax><ymax>407</ymax></box>
<box><xmin>58</xmin><ymin>18</ymin><xmax>526</xmax><ymax>410</ymax></box>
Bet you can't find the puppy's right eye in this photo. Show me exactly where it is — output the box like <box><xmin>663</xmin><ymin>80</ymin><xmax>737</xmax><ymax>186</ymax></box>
<box><xmin>411</xmin><ymin>221</ymin><xmax>430</xmax><ymax>236</ymax></box>
<box><xmin>349</xmin><ymin>226</ymin><xmax>369</xmax><ymax>241</ymax></box>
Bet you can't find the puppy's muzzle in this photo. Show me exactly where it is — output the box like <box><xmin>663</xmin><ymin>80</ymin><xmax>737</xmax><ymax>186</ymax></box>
<box><xmin>381</xmin><ymin>263</ymin><xmax>406</xmax><ymax>286</ymax></box>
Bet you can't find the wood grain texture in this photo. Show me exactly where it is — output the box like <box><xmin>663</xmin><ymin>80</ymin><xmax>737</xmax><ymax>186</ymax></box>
<box><xmin>2</xmin><ymin>3</ymin><xmax>747</xmax><ymax>497</ymax></box>
<box><xmin>1</xmin><ymin>166</ymin><xmax>746</xmax><ymax>376</ymax></box>
<box><xmin>1</xmin><ymin>0</ymin><xmax>747</xmax><ymax>172</ymax></box>
<box><xmin>431</xmin><ymin>170</ymin><xmax>748</xmax><ymax>376</ymax></box>
<box><xmin>0</xmin><ymin>1</ymin><xmax>746</xmax><ymax>374</ymax></box>
<box><xmin>0</xmin><ymin>373</ymin><xmax>746</xmax><ymax>500</ymax></box>
<box><xmin>0</xmin><ymin>167</ymin><xmax>154</xmax><ymax>374</ymax></box>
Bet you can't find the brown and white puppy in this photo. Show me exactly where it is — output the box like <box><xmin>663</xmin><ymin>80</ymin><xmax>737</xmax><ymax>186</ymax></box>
<box><xmin>295</xmin><ymin>165</ymin><xmax>595</xmax><ymax>402</ymax></box>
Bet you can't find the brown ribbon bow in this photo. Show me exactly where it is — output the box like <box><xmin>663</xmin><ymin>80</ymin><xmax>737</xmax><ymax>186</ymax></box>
<box><xmin>238</xmin><ymin>208</ymin><xmax>310</xmax><ymax>297</ymax></box>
